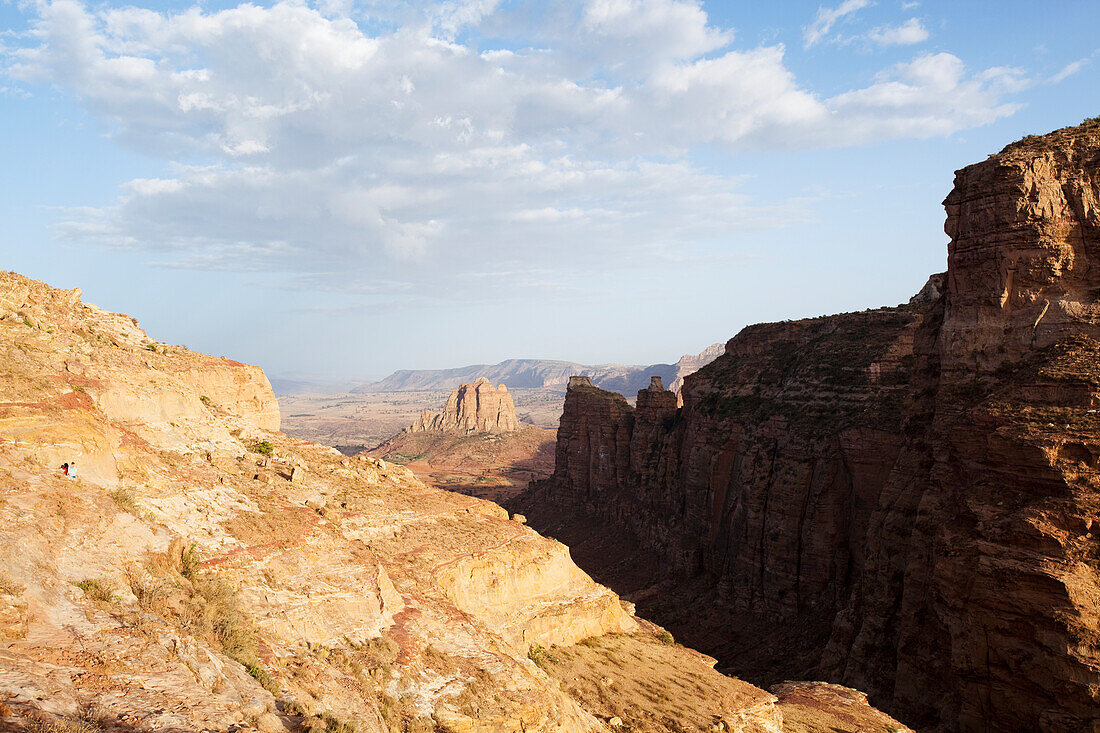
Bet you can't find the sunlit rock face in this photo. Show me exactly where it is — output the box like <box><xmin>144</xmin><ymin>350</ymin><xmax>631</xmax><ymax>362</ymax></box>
<box><xmin>408</xmin><ymin>377</ymin><xmax>521</xmax><ymax>434</ymax></box>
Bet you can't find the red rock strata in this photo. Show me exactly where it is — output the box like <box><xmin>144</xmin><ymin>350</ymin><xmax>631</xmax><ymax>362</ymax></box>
<box><xmin>518</xmin><ymin>120</ymin><xmax>1100</xmax><ymax>732</ymax></box>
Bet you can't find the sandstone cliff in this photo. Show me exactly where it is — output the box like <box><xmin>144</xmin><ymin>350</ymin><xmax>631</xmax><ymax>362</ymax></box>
<box><xmin>408</xmin><ymin>377</ymin><xmax>520</xmax><ymax>434</ymax></box>
<box><xmin>0</xmin><ymin>270</ymin><xmax>911</xmax><ymax>732</ymax></box>
<box><xmin>517</xmin><ymin>119</ymin><xmax>1100</xmax><ymax>732</ymax></box>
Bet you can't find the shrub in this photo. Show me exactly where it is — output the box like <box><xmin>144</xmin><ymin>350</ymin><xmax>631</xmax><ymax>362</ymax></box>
<box><xmin>246</xmin><ymin>662</ymin><xmax>280</xmax><ymax>695</ymax></box>
<box><xmin>655</xmin><ymin>630</ymin><xmax>674</xmax><ymax>645</ymax></box>
<box><xmin>249</xmin><ymin>440</ymin><xmax>274</xmax><ymax>456</ymax></box>
<box><xmin>73</xmin><ymin>579</ymin><xmax>116</xmax><ymax>604</ymax></box>
<box><xmin>144</xmin><ymin>344</ymin><xmax>158</xmax><ymax>352</ymax></box>
<box><xmin>179</xmin><ymin>544</ymin><xmax>201</xmax><ymax>580</ymax></box>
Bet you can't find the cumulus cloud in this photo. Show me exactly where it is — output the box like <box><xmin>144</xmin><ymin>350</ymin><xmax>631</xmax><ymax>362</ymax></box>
<box><xmin>3</xmin><ymin>0</ymin><xmax>1025</xmax><ymax>294</ymax></box>
<box><xmin>866</xmin><ymin>18</ymin><xmax>928</xmax><ymax>46</ymax></box>
<box><xmin>803</xmin><ymin>0</ymin><xmax>871</xmax><ymax>49</ymax></box>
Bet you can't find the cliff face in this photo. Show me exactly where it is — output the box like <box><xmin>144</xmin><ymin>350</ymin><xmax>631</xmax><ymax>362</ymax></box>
<box><xmin>524</xmin><ymin>120</ymin><xmax>1100</xmax><ymax>732</ymax></box>
<box><xmin>408</xmin><ymin>377</ymin><xmax>521</xmax><ymax>434</ymax></box>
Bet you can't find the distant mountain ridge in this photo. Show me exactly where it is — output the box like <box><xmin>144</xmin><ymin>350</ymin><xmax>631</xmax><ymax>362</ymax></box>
<box><xmin>358</xmin><ymin>345</ymin><xmax>725</xmax><ymax>395</ymax></box>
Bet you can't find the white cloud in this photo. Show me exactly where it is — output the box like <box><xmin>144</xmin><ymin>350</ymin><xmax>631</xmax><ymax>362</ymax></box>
<box><xmin>1050</xmin><ymin>57</ymin><xmax>1090</xmax><ymax>83</ymax></box>
<box><xmin>824</xmin><ymin>53</ymin><xmax>1023</xmax><ymax>142</ymax></box>
<box><xmin>3</xmin><ymin>0</ymin><xmax>1026</xmax><ymax>295</ymax></box>
<box><xmin>803</xmin><ymin>0</ymin><xmax>872</xmax><ymax>49</ymax></box>
<box><xmin>866</xmin><ymin>18</ymin><xmax>928</xmax><ymax>46</ymax></box>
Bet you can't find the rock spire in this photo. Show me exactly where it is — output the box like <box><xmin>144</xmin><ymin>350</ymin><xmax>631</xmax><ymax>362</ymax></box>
<box><xmin>408</xmin><ymin>377</ymin><xmax>520</xmax><ymax>434</ymax></box>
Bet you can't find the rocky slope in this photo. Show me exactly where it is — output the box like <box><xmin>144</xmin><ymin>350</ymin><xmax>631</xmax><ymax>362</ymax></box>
<box><xmin>516</xmin><ymin>119</ymin><xmax>1100</xmax><ymax>732</ymax></box>
<box><xmin>0</xmin><ymin>270</ymin><xmax>911</xmax><ymax>732</ymax></box>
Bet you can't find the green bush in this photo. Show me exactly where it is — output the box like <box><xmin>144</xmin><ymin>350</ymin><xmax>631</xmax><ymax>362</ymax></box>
<box><xmin>249</xmin><ymin>440</ymin><xmax>274</xmax><ymax>456</ymax></box>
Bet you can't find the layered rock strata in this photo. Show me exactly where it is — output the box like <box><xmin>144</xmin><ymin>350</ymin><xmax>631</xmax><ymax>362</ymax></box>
<box><xmin>520</xmin><ymin>120</ymin><xmax>1100</xmax><ymax>732</ymax></box>
<box><xmin>0</xmin><ymin>271</ymin><xmax>910</xmax><ymax>732</ymax></box>
<box><xmin>409</xmin><ymin>377</ymin><xmax>520</xmax><ymax>434</ymax></box>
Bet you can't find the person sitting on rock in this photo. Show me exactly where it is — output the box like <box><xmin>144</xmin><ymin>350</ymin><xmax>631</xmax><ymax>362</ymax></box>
<box><xmin>67</xmin><ymin>461</ymin><xmax>77</xmax><ymax>479</ymax></box>
<box><xmin>61</xmin><ymin>462</ymin><xmax>69</xmax><ymax>476</ymax></box>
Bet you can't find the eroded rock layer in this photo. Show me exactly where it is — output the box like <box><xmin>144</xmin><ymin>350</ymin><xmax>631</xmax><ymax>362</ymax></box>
<box><xmin>520</xmin><ymin>120</ymin><xmax>1100</xmax><ymax>732</ymax></box>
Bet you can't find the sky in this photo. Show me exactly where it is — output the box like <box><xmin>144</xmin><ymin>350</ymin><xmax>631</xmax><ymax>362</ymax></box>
<box><xmin>1</xmin><ymin>0</ymin><xmax>1097</xmax><ymax>382</ymax></box>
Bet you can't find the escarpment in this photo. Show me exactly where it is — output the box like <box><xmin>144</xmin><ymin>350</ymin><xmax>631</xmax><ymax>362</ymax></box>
<box><xmin>517</xmin><ymin>119</ymin><xmax>1100</xmax><ymax>732</ymax></box>
<box><xmin>0</xmin><ymin>270</ymin><xmax>919</xmax><ymax>732</ymax></box>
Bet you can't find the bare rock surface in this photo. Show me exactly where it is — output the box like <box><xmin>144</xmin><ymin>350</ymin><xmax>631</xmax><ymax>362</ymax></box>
<box><xmin>514</xmin><ymin>119</ymin><xmax>1100</xmax><ymax>732</ymax></box>
<box><xmin>408</xmin><ymin>378</ymin><xmax>520</xmax><ymax>435</ymax></box>
<box><xmin>0</xmin><ymin>270</ymin><xmax>834</xmax><ymax>732</ymax></box>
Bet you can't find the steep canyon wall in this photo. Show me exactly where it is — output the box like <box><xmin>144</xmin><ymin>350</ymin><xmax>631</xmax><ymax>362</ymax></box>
<box><xmin>522</xmin><ymin>121</ymin><xmax>1100</xmax><ymax>731</ymax></box>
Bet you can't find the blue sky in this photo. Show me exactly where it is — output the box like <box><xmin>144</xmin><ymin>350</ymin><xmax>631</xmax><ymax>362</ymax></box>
<box><xmin>1</xmin><ymin>0</ymin><xmax>1097</xmax><ymax>381</ymax></box>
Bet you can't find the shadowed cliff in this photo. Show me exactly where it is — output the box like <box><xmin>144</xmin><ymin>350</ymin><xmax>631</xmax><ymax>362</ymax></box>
<box><xmin>513</xmin><ymin>118</ymin><xmax>1100</xmax><ymax>732</ymax></box>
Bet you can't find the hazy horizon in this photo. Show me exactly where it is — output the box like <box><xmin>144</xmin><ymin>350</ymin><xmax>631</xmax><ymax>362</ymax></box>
<box><xmin>3</xmin><ymin>0</ymin><xmax>1098</xmax><ymax>380</ymax></box>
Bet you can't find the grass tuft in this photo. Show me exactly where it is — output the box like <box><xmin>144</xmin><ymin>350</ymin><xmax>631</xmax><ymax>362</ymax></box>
<box><xmin>130</xmin><ymin>545</ymin><xmax>279</xmax><ymax>694</ymax></box>
<box><xmin>108</xmin><ymin>488</ymin><xmax>141</xmax><ymax>516</ymax></box>
<box><xmin>73</xmin><ymin>579</ymin><xmax>116</xmax><ymax>604</ymax></box>
<box><xmin>528</xmin><ymin>642</ymin><xmax>560</xmax><ymax>669</ymax></box>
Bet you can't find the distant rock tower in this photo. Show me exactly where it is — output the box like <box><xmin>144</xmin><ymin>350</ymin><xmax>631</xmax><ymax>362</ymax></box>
<box><xmin>407</xmin><ymin>377</ymin><xmax>521</xmax><ymax>434</ymax></box>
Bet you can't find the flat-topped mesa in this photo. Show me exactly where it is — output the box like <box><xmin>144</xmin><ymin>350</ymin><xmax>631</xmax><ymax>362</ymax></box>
<box><xmin>407</xmin><ymin>376</ymin><xmax>520</xmax><ymax>434</ymax></box>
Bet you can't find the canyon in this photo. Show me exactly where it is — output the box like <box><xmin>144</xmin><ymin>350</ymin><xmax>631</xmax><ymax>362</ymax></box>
<box><xmin>513</xmin><ymin>119</ymin><xmax>1100</xmax><ymax>732</ymax></box>
<box><xmin>0</xmin><ymin>270</ymin><xmax>910</xmax><ymax>732</ymax></box>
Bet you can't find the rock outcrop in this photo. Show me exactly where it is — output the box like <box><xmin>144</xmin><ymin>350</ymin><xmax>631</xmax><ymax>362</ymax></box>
<box><xmin>408</xmin><ymin>377</ymin><xmax>520</xmax><ymax>434</ymax></box>
<box><xmin>367</xmin><ymin>378</ymin><xmax>555</xmax><ymax>503</ymax></box>
<box><xmin>519</xmin><ymin>119</ymin><xmax>1100</xmax><ymax>732</ymax></box>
